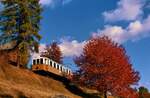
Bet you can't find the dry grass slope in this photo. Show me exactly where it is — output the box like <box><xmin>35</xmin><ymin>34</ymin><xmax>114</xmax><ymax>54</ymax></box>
<box><xmin>0</xmin><ymin>53</ymin><xmax>115</xmax><ymax>98</ymax></box>
<box><xmin>0</xmin><ymin>60</ymin><xmax>81</xmax><ymax>98</ymax></box>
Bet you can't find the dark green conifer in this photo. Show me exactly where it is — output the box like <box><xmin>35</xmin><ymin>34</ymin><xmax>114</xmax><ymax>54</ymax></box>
<box><xmin>0</xmin><ymin>0</ymin><xmax>42</xmax><ymax>67</ymax></box>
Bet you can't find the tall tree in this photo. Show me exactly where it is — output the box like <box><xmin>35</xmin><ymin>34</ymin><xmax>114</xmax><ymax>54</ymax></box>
<box><xmin>0</xmin><ymin>0</ymin><xmax>42</xmax><ymax>67</ymax></box>
<box><xmin>41</xmin><ymin>42</ymin><xmax>63</xmax><ymax>64</ymax></box>
<box><xmin>72</xmin><ymin>36</ymin><xmax>140</xmax><ymax>98</ymax></box>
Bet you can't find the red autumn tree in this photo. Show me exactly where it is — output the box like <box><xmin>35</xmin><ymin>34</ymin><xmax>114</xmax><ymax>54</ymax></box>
<box><xmin>72</xmin><ymin>36</ymin><xmax>140</xmax><ymax>98</ymax></box>
<box><xmin>41</xmin><ymin>42</ymin><xmax>63</xmax><ymax>64</ymax></box>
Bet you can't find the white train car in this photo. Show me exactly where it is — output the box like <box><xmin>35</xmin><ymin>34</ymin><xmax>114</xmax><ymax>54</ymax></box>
<box><xmin>32</xmin><ymin>57</ymin><xmax>72</xmax><ymax>76</ymax></box>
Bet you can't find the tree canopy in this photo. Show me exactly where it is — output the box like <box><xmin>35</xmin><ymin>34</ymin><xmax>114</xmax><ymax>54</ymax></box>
<box><xmin>41</xmin><ymin>42</ymin><xmax>63</xmax><ymax>64</ymax></box>
<box><xmin>72</xmin><ymin>36</ymin><xmax>140</xmax><ymax>98</ymax></box>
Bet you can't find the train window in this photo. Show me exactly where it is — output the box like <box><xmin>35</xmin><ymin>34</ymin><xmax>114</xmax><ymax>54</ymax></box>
<box><xmin>54</xmin><ymin>63</ymin><xmax>56</xmax><ymax>68</ymax></box>
<box><xmin>40</xmin><ymin>58</ymin><xmax>43</xmax><ymax>64</ymax></box>
<box><xmin>60</xmin><ymin>66</ymin><xmax>62</xmax><ymax>71</ymax></box>
<box><xmin>33</xmin><ymin>60</ymin><xmax>36</xmax><ymax>65</ymax></box>
<box><xmin>37</xmin><ymin>59</ymin><xmax>39</xmax><ymax>64</ymax></box>
<box><xmin>57</xmin><ymin>64</ymin><xmax>59</xmax><ymax>70</ymax></box>
<box><xmin>50</xmin><ymin>61</ymin><xmax>52</xmax><ymax>66</ymax></box>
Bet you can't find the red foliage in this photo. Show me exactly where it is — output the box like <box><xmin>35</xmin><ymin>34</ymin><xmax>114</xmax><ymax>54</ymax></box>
<box><xmin>41</xmin><ymin>42</ymin><xmax>63</xmax><ymax>64</ymax></box>
<box><xmin>72</xmin><ymin>36</ymin><xmax>140</xmax><ymax>98</ymax></box>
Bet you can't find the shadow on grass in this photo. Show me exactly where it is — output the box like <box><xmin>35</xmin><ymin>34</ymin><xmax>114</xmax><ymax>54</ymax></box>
<box><xmin>0</xmin><ymin>91</ymin><xmax>28</xmax><ymax>98</ymax></box>
<box><xmin>0</xmin><ymin>94</ymin><xmax>13</xmax><ymax>98</ymax></box>
<box><xmin>17</xmin><ymin>91</ymin><xmax>28</xmax><ymax>98</ymax></box>
<box><xmin>34</xmin><ymin>70</ymin><xmax>101</xmax><ymax>98</ymax></box>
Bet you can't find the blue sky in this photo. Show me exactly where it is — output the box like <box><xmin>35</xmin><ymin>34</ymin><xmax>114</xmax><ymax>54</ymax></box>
<box><xmin>0</xmin><ymin>0</ymin><xmax>148</xmax><ymax>89</ymax></box>
<box><xmin>0</xmin><ymin>0</ymin><xmax>149</xmax><ymax>91</ymax></box>
<box><xmin>38</xmin><ymin>0</ymin><xmax>150</xmax><ymax>89</ymax></box>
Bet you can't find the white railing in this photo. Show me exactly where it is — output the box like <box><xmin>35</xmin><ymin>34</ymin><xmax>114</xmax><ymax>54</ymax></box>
<box><xmin>32</xmin><ymin>57</ymin><xmax>72</xmax><ymax>75</ymax></box>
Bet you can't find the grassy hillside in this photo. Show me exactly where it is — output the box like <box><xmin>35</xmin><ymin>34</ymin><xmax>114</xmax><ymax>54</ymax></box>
<box><xmin>0</xmin><ymin>54</ymin><xmax>103</xmax><ymax>98</ymax></box>
<box><xmin>0</xmin><ymin>56</ymin><xmax>82</xmax><ymax>98</ymax></box>
<box><xmin>0</xmin><ymin>54</ymin><xmax>116</xmax><ymax>98</ymax></box>
<box><xmin>0</xmin><ymin>65</ymin><xmax>79</xmax><ymax>98</ymax></box>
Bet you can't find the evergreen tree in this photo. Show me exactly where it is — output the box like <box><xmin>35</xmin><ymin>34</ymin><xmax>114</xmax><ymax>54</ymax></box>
<box><xmin>0</xmin><ymin>0</ymin><xmax>42</xmax><ymax>67</ymax></box>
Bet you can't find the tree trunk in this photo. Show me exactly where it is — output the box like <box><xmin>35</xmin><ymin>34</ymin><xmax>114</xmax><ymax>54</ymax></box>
<box><xmin>104</xmin><ymin>91</ymin><xmax>107</xmax><ymax>98</ymax></box>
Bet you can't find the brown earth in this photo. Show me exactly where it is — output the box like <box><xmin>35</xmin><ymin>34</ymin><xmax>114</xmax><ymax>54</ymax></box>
<box><xmin>0</xmin><ymin>51</ymin><xmax>115</xmax><ymax>98</ymax></box>
<box><xmin>0</xmin><ymin>52</ymin><xmax>82</xmax><ymax>98</ymax></box>
<box><xmin>0</xmin><ymin>64</ymin><xmax>83</xmax><ymax>98</ymax></box>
